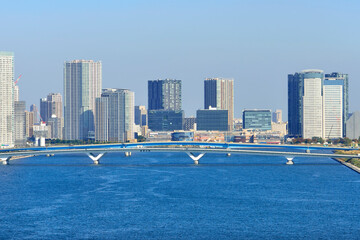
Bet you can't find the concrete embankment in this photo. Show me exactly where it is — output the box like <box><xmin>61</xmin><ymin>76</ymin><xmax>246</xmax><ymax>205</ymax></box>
<box><xmin>11</xmin><ymin>155</ymin><xmax>34</xmax><ymax>161</ymax></box>
<box><xmin>333</xmin><ymin>158</ymin><xmax>360</xmax><ymax>174</ymax></box>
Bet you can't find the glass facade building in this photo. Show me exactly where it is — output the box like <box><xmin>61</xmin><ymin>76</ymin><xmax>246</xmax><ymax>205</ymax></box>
<box><xmin>243</xmin><ymin>109</ymin><xmax>272</xmax><ymax>131</ymax></box>
<box><xmin>148</xmin><ymin>79</ymin><xmax>181</xmax><ymax>111</ymax></box>
<box><xmin>171</xmin><ymin>132</ymin><xmax>194</xmax><ymax>141</ymax></box>
<box><xmin>148</xmin><ymin>110</ymin><xmax>184</xmax><ymax>131</ymax></box>
<box><xmin>14</xmin><ymin>101</ymin><xmax>26</xmax><ymax>146</ymax></box>
<box><xmin>196</xmin><ymin>109</ymin><xmax>228</xmax><ymax>131</ymax></box>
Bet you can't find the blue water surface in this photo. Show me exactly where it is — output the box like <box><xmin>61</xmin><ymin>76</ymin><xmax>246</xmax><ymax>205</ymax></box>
<box><xmin>0</xmin><ymin>152</ymin><xmax>359</xmax><ymax>239</ymax></box>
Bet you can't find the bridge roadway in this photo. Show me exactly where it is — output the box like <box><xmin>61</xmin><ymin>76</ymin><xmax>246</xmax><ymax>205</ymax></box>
<box><xmin>0</xmin><ymin>141</ymin><xmax>359</xmax><ymax>165</ymax></box>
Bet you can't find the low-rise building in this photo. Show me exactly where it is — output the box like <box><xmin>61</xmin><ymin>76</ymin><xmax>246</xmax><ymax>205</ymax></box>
<box><xmin>197</xmin><ymin>109</ymin><xmax>228</xmax><ymax>131</ymax></box>
<box><xmin>243</xmin><ymin>109</ymin><xmax>272</xmax><ymax>131</ymax></box>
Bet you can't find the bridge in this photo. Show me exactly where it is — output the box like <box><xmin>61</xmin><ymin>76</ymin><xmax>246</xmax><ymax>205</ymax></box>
<box><xmin>0</xmin><ymin>142</ymin><xmax>358</xmax><ymax>165</ymax></box>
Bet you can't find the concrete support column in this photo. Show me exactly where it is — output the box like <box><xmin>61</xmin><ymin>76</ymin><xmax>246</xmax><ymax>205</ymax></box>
<box><xmin>186</xmin><ymin>152</ymin><xmax>205</xmax><ymax>165</ymax></box>
<box><xmin>0</xmin><ymin>157</ymin><xmax>11</xmax><ymax>165</ymax></box>
<box><xmin>87</xmin><ymin>153</ymin><xmax>106</xmax><ymax>165</ymax></box>
<box><xmin>286</xmin><ymin>157</ymin><xmax>294</xmax><ymax>165</ymax></box>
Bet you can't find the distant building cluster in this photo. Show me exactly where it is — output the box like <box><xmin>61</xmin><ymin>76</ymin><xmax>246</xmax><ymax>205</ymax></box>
<box><xmin>1</xmin><ymin>52</ymin><xmax>360</xmax><ymax>148</ymax></box>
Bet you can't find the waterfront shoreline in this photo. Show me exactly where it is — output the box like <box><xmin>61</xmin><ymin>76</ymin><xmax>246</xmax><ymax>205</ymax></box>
<box><xmin>333</xmin><ymin>158</ymin><xmax>360</xmax><ymax>174</ymax></box>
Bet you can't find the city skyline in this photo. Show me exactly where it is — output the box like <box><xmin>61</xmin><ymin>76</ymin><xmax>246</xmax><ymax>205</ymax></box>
<box><xmin>2</xmin><ymin>1</ymin><xmax>360</xmax><ymax>119</ymax></box>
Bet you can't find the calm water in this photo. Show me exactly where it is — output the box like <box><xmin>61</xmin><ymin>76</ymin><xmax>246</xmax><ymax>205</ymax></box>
<box><xmin>0</xmin><ymin>152</ymin><xmax>359</xmax><ymax>239</ymax></box>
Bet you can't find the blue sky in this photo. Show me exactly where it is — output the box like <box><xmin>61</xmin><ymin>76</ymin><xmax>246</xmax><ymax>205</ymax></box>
<box><xmin>2</xmin><ymin>0</ymin><xmax>359</xmax><ymax>119</ymax></box>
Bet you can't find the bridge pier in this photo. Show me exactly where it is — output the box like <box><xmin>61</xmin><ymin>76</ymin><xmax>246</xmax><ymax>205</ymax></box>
<box><xmin>285</xmin><ymin>157</ymin><xmax>294</xmax><ymax>165</ymax></box>
<box><xmin>0</xmin><ymin>157</ymin><xmax>11</xmax><ymax>165</ymax></box>
<box><xmin>186</xmin><ymin>152</ymin><xmax>205</xmax><ymax>165</ymax></box>
<box><xmin>87</xmin><ymin>153</ymin><xmax>106</xmax><ymax>165</ymax></box>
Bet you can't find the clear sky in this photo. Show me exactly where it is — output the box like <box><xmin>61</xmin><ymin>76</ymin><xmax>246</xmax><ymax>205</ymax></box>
<box><xmin>2</xmin><ymin>0</ymin><xmax>359</xmax><ymax>120</ymax></box>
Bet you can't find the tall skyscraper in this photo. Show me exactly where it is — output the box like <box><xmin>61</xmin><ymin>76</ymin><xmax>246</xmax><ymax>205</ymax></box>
<box><xmin>25</xmin><ymin>111</ymin><xmax>34</xmax><ymax>138</ymax></box>
<box><xmin>14</xmin><ymin>85</ymin><xmax>19</xmax><ymax>102</ymax></box>
<box><xmin>204</xmin><ymin>78</ymin><xmax>234</xmax><ymax>130</ymax></box>
<box><xmin>0</xmin><ymin>52</ymin><xmax>14</xmax><ymax>147</ymax></box>
<box><xmin>40</xmin><ymin>98</ymin><xmax>48</xmax><ymax>122</ymax></box>
<box><xmin>302</xmin><ymin>70</ymin><xmax>323</xmax><ymax>139</ymax></box>
<box><xmin>272</xmin><ymin>109</ymin><xmax>282</xmax><ymax>123</ymax></box>
<box><xmin>288</xmin><ymin>70</ymin><xmax>323</xmax><ymax>138</ymax></box>
<box><xmin>40</xmin><ymin>92</ymin><xmax>63</xmax><ymax>136</ymax></box>
<box><xmin>134</xmin><ymin>105</ymin><xmax>148</xmax><ymax>127</ymax></box>
<box><xmin>324</xmin><ymin>73</ymin><xmax>348</xmax><ymax>138</ymax></box>
<box><xmin>14</xmin><ymin>101</ymin><xmax>26</xmax><ymax>146</ymax></box>
<box><xmin>30</xmin><ymin>104</ymin><xmax>39</xmax><ymax>123</ymax></box>
<box><xmin>288</xmin><ymin>70</ymin><xmax>347</xmax><ymax>139</ymax></box>
<box><xmin>95</xmin><ymin>89</ymin><xmax>134</xmax><ymax>142</ymax></box>
<box><xmin>64</xmin><ymin>60</ymin><xmax>102</xmax><ymax>140</ymax></box>
<box><xmin>148</xmin><ymin>79</ymin><xmax>182</xmax><ymax>111</ymax></box>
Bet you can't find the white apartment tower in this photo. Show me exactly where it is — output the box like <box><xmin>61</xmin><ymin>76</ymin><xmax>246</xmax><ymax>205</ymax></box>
<box><xmin>0</xmin><ymin>52</ymin><xmax>14</xmax><ymax>147</ymax></box>
<box><xmin>64</xmin><ymin>60</ymin><xmax>102</xmax><ymax>140</ymax></box>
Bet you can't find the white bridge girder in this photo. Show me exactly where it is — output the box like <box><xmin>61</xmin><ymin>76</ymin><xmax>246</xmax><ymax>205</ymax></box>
<box><xmin>87</xmin><ymin>153</ymin><xmax>106</xmax><ymax>165</ymax></box>
<box><xmin>285</xmin><ymin>156</ymin><xmax>294</xmax><ymax>165</ymax></box>
<box><xmin>0</xmin><ymin>157</ymin><xmax>11</xmax><ymax>165</ymax></box>
<box><xmin>186</xmin><ymin>152</ymin><xmax>205</xmax><ymax>165</ymax></box>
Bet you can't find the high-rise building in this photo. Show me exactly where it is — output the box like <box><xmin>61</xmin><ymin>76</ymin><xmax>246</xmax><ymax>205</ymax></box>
<box><xmin>95</xmin><ymin>89</ymin><xmax>134</xmax><ymax>142</ymax></box>
<box><xmin>288</xmin><ymin>70</ymin><xmax>324</xmax><ymax>138</ymax></box>
<box><xmin>25</xmin><ymin>111</ymin><xmax>34</xmax><ymax>138</ymax></box>
<box><xmin>302</xmin><ymin>70</ymin><xmax>323</xmax><ymax>139</ymax></box>
<box><xmin>272</xmin><ymin>109</ymin><xmax>282</xmax><ymax>123</ymax></box>
<box><xmin>14</xmin><ymin>85</ymin><xmax>19</xmax><ymax>102</ymax></box>
<box><xmin>0</xmin><ymin>52</ymin><xmax>14</xmax><ymax>147</ymax></box>
<box><xmin>148</xmin><ymin>79</ymin><xmax>183</xmax><ymax>131</ymax></box>
<box><xmin>148</xmin><ymin>79</ymin><xmax>181</xmax><ymax>111</ymax></box>
<box><xmin>134</xmin><ymin>105</ymin><xmax>148</xmax><ymax>127</ymax></box>
<box><xmin>40</xmin><ymin>98</ymin><xmax>48</xmax><ymax>122</ymax></box>
<box><xmin>41</xmin><ymin>94</ymin><xmax>63</xmax><ymax>123</ymax></box>
<box><xmin>324</xmin><ymin>73</ymin><xmax>348</xmax><ymax>138</ymax></box>
<box><xmin>64</xmin><ymin>60</ymin><xmax>102</xmax><ymax>140</ymax></box>
<box><xmin>14</xmin><ymin>101</ymin><xmax>26</xmax><ymax>146</ymax></box>
<box><xmin>288</xmin><ymin>70</ymin><xmax>348</xmax><ymax>139</ymax></box>
<box><xmin>346</xmin><ymin>112</ymin><xmax>360</xmax><ymax>140</ymax></box>
<box><xmin>204</xmin><ymin>78</ymin><xmax>234</xmax><ymax>130</ymax></box>
<box><xmin>95</xmin><ymin>97</ymin><xmax>108</xmax><ymax>142</ymax></box>
<box><xmin>30</xmin><ymin>104</ymin><xmax>39</xmax><ymax>123</ymax></box>
<box><xmin>243</xmin><ymin>109</ymin><xmax>272</xmax><ymax>131</ymax></box>
<box><xmin>323</xmin><ymin>79</ymin><xmax>343</xmax><ymax>139</ymax></box>
<box><xmin>47</xmin><ymin>115</ymin><xmax>63</xmax><ymax>139</ymax></box>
